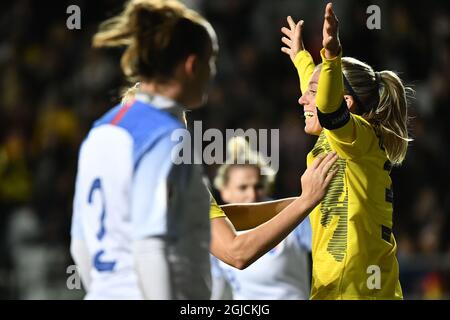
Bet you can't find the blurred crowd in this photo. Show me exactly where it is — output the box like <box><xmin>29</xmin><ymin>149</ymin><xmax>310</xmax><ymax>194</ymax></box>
<box><xmin>0</xmin><ymin>0</ymin><xmax>448</xmax><ymax>299</ymax></box>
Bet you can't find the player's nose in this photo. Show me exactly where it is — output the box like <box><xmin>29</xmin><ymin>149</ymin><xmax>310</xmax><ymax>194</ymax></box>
<box><xmin>299</xmin><ymin>95</ymin><xmax>306</xmax><ymax>106</ymax></box>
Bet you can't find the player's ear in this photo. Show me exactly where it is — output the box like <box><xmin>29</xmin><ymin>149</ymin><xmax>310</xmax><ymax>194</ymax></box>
<box><xmin>344</xmin><ymin>95</ymin><xmax>356</xmax><ymax>113</ymax></box>
<box><xmin>183</xmin><ymin>54</ymin><xmax>198</xmax><ymax>77</ymax></box>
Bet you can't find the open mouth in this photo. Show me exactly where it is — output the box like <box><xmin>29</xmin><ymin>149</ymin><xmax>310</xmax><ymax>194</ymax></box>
<box><xmin>304</xmin><ymin>111</ymin><xmax>315</xmax><ymax>119</ymax></box>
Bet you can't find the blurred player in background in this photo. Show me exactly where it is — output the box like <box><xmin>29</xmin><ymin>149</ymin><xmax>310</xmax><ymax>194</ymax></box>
<box><xmin>280</xmin><ymin>3</ymin><xmax>413</xmax><ymax>299</ymax></box>
<box><xmin>210</xmin><ymin>137</ymin><xmax>312</xmax><ymax>300</ymax></box>
<box><xmin>70</xmin><ymin>0</ymin><xmax>337</xmax><ymax>300</ymax></box>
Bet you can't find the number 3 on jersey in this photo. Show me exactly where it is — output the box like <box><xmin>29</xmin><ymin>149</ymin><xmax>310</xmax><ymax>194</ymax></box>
<box><xmin>88</xmin><ymin>178</ymin><xmax>117</xmax><ymax>272</ymax></box>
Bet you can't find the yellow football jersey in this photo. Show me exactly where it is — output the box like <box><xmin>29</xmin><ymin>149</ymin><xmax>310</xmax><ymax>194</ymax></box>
<box><xmin>210</xmin><ymin>194</ymin><xmax>226</xmax><ymax>219</ymax></box>
<box><xmin>307</xmin><ymin>115</ymin><xmax>403</xmax><ymax>299</ymax></box>
<box><xmin>295</xmin><ymin>48</ymin><xmax>403</xmax><ymax>299</ymax></box>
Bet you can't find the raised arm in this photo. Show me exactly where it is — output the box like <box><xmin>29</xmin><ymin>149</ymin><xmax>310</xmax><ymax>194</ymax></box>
<box><xmin>281</xmin><ymin>16</ymin><xmax>316</xmax><ymax>94</ymax></box>
<box><xmin>317</xmin><ymin>2</ymin><xmax>343</xmax><ymax>113</ymax></box>
<box><xmin>210</xmin><ymin>152</ymin><xmax>338</xmax><ymax>270</ymax></box>
<box><xmin>316</xmin><ymin>3</ymin><xmax>357</xmax><ymax>144</ymax></box>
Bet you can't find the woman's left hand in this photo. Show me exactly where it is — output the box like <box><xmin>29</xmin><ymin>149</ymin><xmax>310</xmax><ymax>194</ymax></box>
<box><xmin>322</xmin><ymin>2</ymin><xmax>341</xmax><ymax>59</ymax></box>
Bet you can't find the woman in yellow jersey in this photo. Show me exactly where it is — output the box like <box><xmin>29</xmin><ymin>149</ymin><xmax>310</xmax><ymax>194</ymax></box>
<box><xmin>277</xmin><ymin>3</ymin><xmax>412</xmax><ymax>299</ymax></box>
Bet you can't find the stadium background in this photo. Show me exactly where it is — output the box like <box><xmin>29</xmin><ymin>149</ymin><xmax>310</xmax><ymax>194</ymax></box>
<box><xmin>0</xmin><ymin>0</ymin><xmax>448</xmax><ymax>299</ymax></box>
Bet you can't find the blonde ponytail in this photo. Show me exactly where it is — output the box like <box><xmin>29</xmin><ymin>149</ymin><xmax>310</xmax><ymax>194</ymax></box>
<box><xmin>366</xmin><ymin>70</ymin><xmax>413</xmax><ymax>165</ymax></box>
<box><xmin>92</xmin><ymin>0</ymin><xmax>214</xmax><ymax>81</ymax></box>
<box><xmin>341</xmin><ymin>57</ymin><xmax>413</xmax><ymax>165</ymax></box>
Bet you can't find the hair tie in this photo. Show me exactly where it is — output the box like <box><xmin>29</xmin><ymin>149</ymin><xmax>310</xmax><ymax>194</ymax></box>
<box><xmin>375</xmin><ymin>71</ymin><xmax>382</xmax><ymax>88</ymax></box>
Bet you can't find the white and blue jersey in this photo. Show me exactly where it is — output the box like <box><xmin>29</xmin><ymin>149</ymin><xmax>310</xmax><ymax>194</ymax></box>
<box><xmin>211</xmin><ymin>216</ymin><xmax>312</xmax><ymax>300</ymax></box>
<box><xmin>71</xmin><ymin>93</ymin><xmax>211</xmax><ymax>299</ymax></box>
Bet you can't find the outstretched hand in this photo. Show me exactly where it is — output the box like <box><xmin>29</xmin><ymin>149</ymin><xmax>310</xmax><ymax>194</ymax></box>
<box><xmin>281</xmin><ymin>16</ymin><xmax>305</xmax><ymax>63</ymax></box>
<box><xmin>322</xmin><ymin>2</ymin><xmax>341</xmax><ymax>59</ymax></box>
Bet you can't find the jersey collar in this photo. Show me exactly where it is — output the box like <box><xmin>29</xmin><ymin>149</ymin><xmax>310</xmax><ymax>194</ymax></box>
<box><xmin>135</xmin><ymin>91</ymin><xmax>186</xmax><ymax>123</ymax></box>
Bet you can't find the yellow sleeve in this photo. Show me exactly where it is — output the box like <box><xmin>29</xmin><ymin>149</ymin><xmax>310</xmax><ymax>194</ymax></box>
<box><xmin>316</xmin><ymin>48</ymin><xmax>344</xmax><ymax>113</ymax></box>
<box><xmin>293</xmin><ymin>50</ymin><xmax>316</xmax><ymax>94</ymax></box>
<box><xmin>316</xmin><ymin>48</ymin><xmax>377</xmax><ymax>158</ymax></box>
<box><xmin>316</xmin><ymin>47</ymin><xmax>359</xmax><ymax>146</ymax></box>
<box><xmin>325</xmin><ymin>114</ymin><xmax>375</xmax><ymax>159</ymax></box>
<box><xmin>209</xmin><ymin>194</ymin><xmax>226</xmax><ymax>219</ymax></box>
